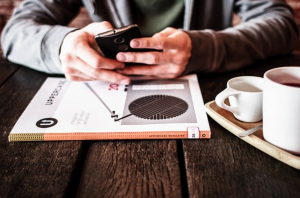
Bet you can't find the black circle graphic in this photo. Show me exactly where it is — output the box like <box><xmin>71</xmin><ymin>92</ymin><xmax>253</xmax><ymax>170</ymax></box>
<box><xmin>128</xmin><ymin>95</ymin><xmax>188</xmax><ymax>120</ymax></box>
<box><xmin>36</xmin><ymin>118</ymin><xmax>58</xmax><ymax>128</ymax></box>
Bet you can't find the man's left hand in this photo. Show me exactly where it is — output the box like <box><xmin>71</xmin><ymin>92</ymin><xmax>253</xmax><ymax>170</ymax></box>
<box><xmin>116</xmin><ymin>27</ymin><xmax>192</xmax><ymax>78</ymax></box>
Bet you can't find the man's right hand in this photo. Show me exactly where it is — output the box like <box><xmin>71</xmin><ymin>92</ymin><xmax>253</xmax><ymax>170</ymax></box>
<box><xmin>59</xmin><ymin>22</ymin><xmax>130</xmax><ymax>84</ymax></box>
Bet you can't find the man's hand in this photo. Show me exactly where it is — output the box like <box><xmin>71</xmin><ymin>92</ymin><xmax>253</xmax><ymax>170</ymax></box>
<box><xmin>60</xmin><ymin>22</ymin><xmax>130</xmax><ymax>84</ymax></box>
<box><xmin>116</xmin><ymin>27</ymin><xmax>192</xmax><ymax>78</ymax></box>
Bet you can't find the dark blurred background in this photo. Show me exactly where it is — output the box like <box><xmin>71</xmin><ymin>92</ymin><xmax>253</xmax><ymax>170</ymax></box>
<box><xmin>0</xmin><ymin>0</ymin><xmax>299</xmax><ymax>57</ymax></box>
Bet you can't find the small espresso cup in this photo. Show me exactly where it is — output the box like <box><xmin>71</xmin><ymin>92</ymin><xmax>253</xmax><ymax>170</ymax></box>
<box><xmin>215</xmin><ymin>76</ymin><xmax>264</xmax><ymax>122</ymax></box>
<box><xmin>263</xmin><ymin>67</ymin><xmax>300</xmax><ymax>154</ymax></box>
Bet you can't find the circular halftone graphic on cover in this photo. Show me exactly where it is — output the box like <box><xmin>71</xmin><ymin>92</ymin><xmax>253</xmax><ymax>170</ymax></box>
<box><xmin>128</xmin><ymin>95</ymin><xmax>188</xmax><ymax>120</ymax></box>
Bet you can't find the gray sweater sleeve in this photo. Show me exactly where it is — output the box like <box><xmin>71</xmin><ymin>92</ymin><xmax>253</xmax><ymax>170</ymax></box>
<box><xmin>184</xmin><ymin>0</ymin><xmax>299</xmax><ymax>74</ymax></box>
<box><xmin>1</xmin><ymin>0</ymin><xmax>82</xmax><ymax>74</ymax></box>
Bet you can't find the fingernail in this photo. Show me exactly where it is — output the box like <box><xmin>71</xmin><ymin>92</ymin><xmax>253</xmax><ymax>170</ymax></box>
<box><xmin>120</xmin><ymin>79</ymin><xmax>130</xmax><ymax>85</ymax></box>
<box><xmin>116</xmin><ymin>53</ymin><xmax>126</xmax><ymax>62</ymax></box>
<box><xmin>130</xmin><ymin>40</ymin><xmax>140</xmax><ymax>48</ymax></box>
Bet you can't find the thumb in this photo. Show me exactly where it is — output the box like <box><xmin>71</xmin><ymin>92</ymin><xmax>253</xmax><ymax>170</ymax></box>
<box><xmin>83</xmin><ymin>21</ymin><xmax>114</xmax><ymax>36</ymax></box>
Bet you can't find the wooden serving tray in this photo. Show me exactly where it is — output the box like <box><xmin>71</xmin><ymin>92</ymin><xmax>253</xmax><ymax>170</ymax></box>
<box><xmin>205</xmin><ymin>101</ymin><xmax>300</xmax><ymax>169</ymax></box>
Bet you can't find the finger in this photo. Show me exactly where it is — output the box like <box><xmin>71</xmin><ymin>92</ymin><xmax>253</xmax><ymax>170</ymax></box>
<box><xmin>83</xmin><ymin>21</ymin><xmax>114</xmax><ymax>36</ymax></box>
<box><xmin>117</xmin><ymin>65</ymin><xmax>158</xmax><ymax>76</ymax></box>
<box><xmin>75</xmin><ymin>41</ymin><xmax>124</xmax><ymax>69</ymax></box>
<box><xmin>118</xmin><ymin>64</ymin><xmax>170</xmax><ymax>76</ymax></box>
<box><xmin>116</xmin><ymin>51</ymin><xmax>169</xmax><ymax>65</ymax></box>
<box><xmin>62</xmin><ymin>57</ymin><xmax>99</xmax><ymax>79</ymax></box>
<box><xmin>130</xmin><ymin>37</ymin><xmax>178</xmax><ymax>50</ymax></box>
<box><xmin>119</xmin><ymin>64</ymin><xmax>185</xmax><ymax>77</ymax></box>
<box><xmin>63</xmin><ymin>66</ymin><xmax>97</xmax><ymax>80</ymax></box>
<box><xmin>72</xmin><ymin>57</ymin><xmax>130</xmax><ymax>84</ymax></box>
<box><xmin>65</xmin><ymin>74</ymin><xmax>91</xmax><ymax>81</ymax></box>
<box><xmin>153</xmin><ymin>27</ymin><xmax>176</xmax><ymax>38</ymax></box>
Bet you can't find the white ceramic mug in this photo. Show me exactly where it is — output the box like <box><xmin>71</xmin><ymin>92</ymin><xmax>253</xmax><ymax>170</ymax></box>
<box><xmin>215</xmin><ymin>76</ymin><xmax>264</xmax><ymax>122</ymax></box>
<box><xmin>263</xmin><ymin>67</ymin><xmax>300</xmax><ymax>154</ymax></box>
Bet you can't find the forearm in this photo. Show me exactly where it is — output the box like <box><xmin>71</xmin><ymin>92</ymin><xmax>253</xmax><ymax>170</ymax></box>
<box><xmin>1</xmin><ymin>0</ymin><xmax>81</xmax><ymax>74</ymax></box>
<box><xmin>184</xmin><ymin>0</ymin><xmax>299</xmax><ymax>74</ymax></box>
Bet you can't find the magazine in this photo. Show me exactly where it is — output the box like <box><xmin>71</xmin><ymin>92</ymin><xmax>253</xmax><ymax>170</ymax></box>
<box><xmin>9</xmin><ymin>74</ymin><xmax>211</xmax><ymax>141</ymax></box>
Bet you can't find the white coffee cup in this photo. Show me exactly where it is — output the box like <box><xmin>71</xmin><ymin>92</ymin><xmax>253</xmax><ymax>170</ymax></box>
<box><xmin>215</xmin><ymin>76</ymin><xmax>264</xmax><ymax>122</ymax></box>
<box><xmin>263</xmin><ymin>67</ymin><xmax>300</xmax><ymax>154</ymax></box>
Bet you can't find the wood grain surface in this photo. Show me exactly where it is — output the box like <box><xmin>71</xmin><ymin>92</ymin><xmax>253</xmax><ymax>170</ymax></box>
<box><xmin>0</xmin><ymin>67</ymin><xmax>86</xmax><ymax>198</ymax></box>
<box><xmin>0</xmin><ymin>54</ymin><xmax>19</xmax><ymax>86</ymax></box>
<box><xmin>77</xmin><ymin>140</ymin><xmax>184</xmax><ymax>197</ymax></box>
<box><xmin>1</xmin><ymin>55</ymin><xmax>300</xmax><ymax>197</ymax></box>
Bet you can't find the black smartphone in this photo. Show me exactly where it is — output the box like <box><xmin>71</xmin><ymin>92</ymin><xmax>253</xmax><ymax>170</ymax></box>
<box><xmin>95</xmin><ymin>24</ymin><xmax>156</xmax><ymax>60</ymax></box>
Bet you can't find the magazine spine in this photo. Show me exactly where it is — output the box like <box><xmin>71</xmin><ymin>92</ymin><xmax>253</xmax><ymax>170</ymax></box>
<box><xmin>8</xmin><ymin>133</ymin><xmax>44</xmax><ymax>142</ymax></box>
<box><xmin>8</xmin><ymin>131</ymin><xmax>211</xmax><ymax>141</ymax></box>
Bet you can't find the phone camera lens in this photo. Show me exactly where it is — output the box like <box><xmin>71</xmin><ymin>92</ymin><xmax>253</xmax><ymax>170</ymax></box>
<box><xmin>114</xmin><ymin>37</ymin><xmax>125</xmax><ymax>43</ymax></box>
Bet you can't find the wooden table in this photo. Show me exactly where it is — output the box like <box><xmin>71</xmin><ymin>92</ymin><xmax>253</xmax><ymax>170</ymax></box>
<box><xmin>1</xmin><ymin>54</ymin><xmax>300</xmax><ymax>198</ymax></box>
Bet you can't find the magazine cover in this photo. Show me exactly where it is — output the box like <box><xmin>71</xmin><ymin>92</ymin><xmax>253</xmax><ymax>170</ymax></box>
<box><xmin>9</xmin><ymin>74</ymin><xmax>211</xmax><ymax>141</ymax></box>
